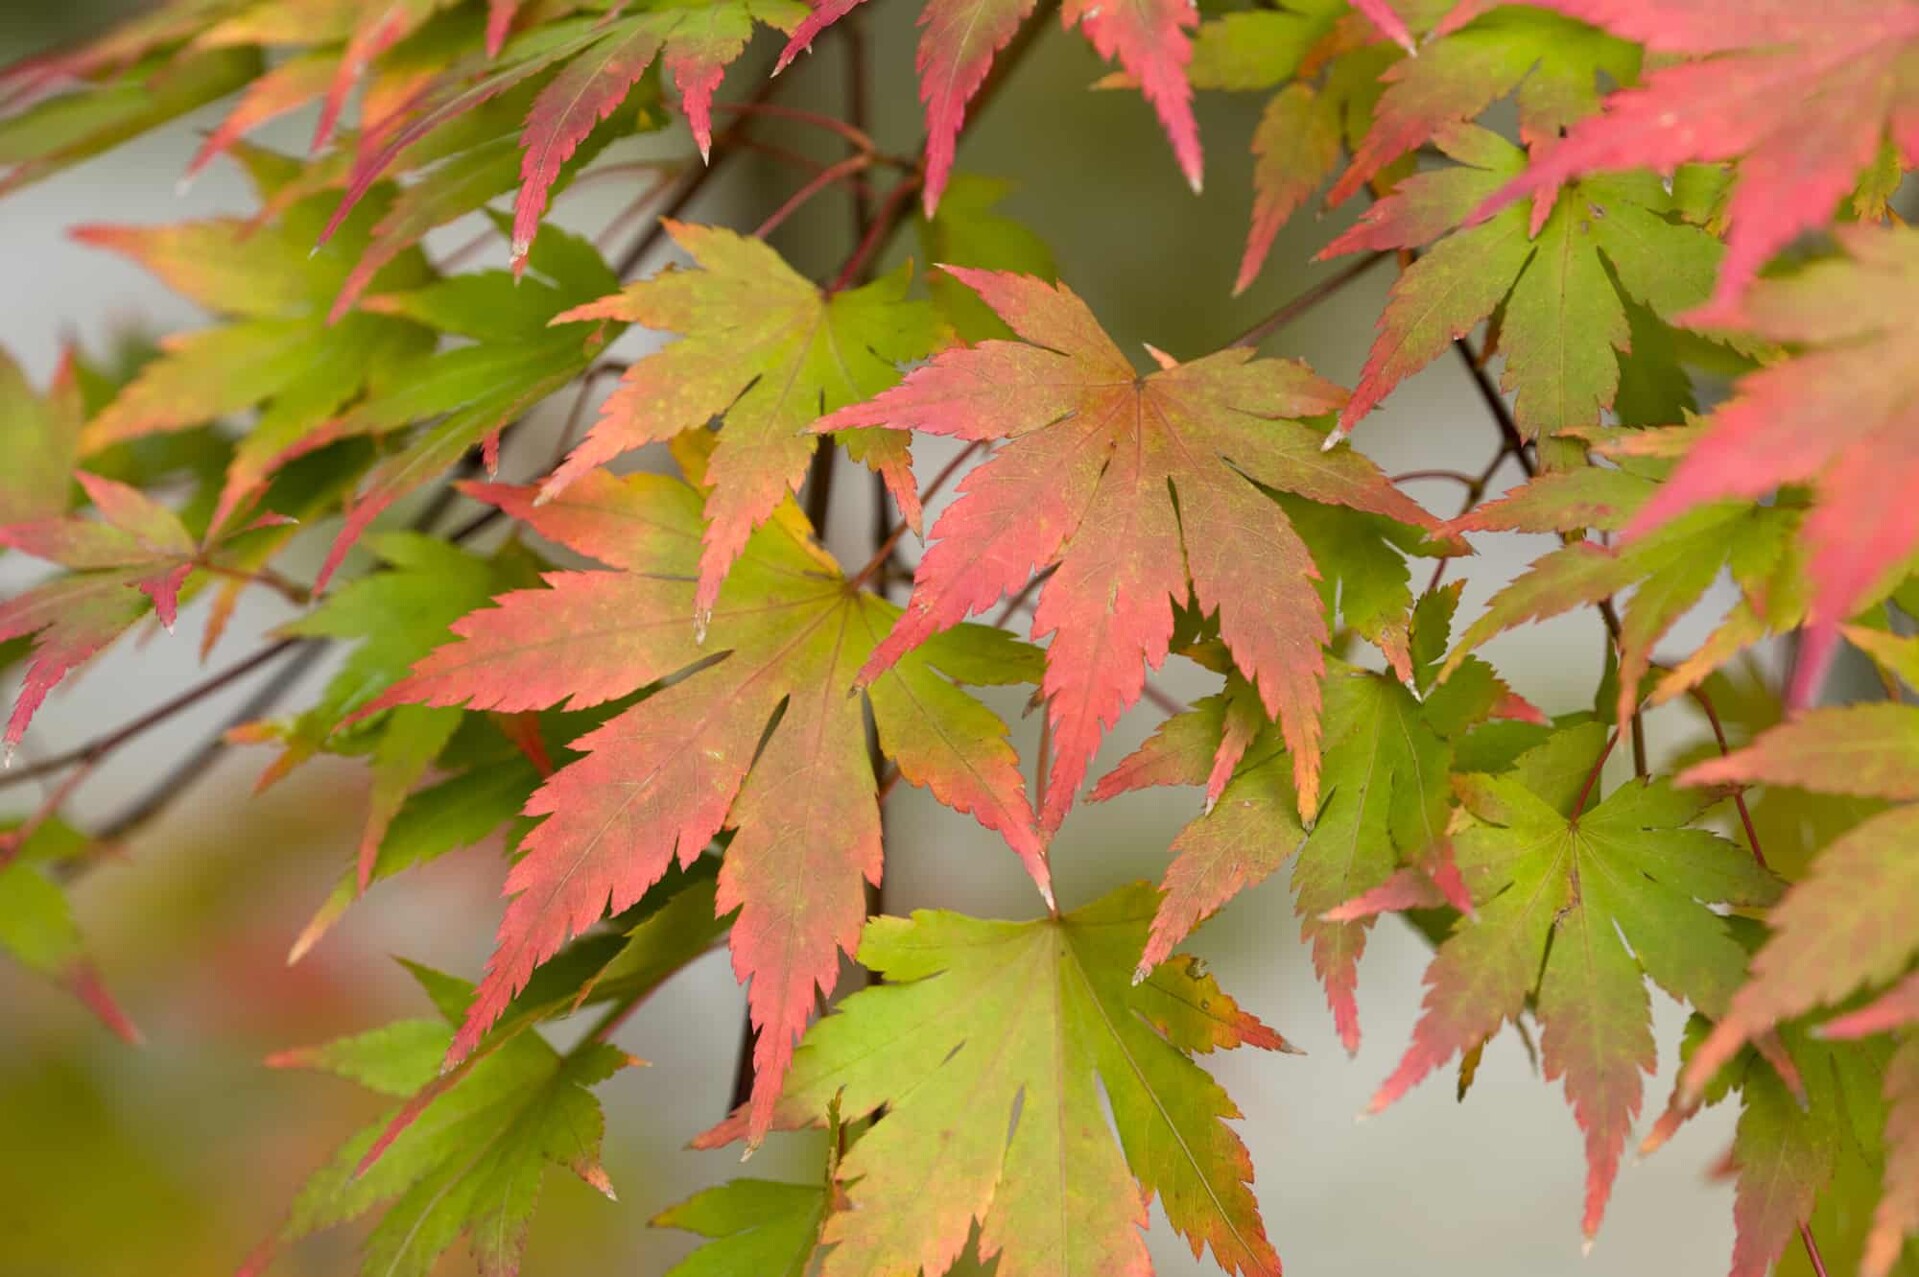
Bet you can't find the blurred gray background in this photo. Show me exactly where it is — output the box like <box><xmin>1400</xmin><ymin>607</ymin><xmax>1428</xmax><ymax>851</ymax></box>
<box><xmin>0</xmin><ymin>3</ymin><xmax>1779</xmax><ymax>1274</ymax></box>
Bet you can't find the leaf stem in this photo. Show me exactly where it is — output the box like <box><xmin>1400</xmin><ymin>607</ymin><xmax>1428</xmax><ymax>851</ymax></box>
<box><xmin>712</xmin><ymin>100</ymin><xmax>879</xmax><ymax>155</ymax></box>
<box><xmin>753</xmin><ymin>153</ymin><xmax>873</xmax><ymax>239</ymax></box>
<box><xmin>1230</xmin><ymin>251</ymin><xmax>1392</xmax><ymax>350</ymax></box>
<box><xmin>847</xmin><ymin>441</ymin><xmax>983</xmax><ymax>588</ymax></box>
<box><xmin>1686</xmin><ymin>682</ymin><xmax>1769</xmax><ymax>871</ymax></box>
<box><xmin>828</xmin><ymin>174</ymin><xmax>921</xmax><ymax>294</ymax></box>
<box><xmin>1798</xmin><ymin>1224</ymin><xmax>1830</xmax><ymax>1277</ymax></box>
<box><xmin>1570</xmin><ymin>729</ymin><xmax>1619</xmax><ymax>823</ymax></box>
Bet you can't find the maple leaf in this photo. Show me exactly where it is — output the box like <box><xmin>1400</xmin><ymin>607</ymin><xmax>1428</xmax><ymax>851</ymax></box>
<box><xmin>0</xmin><ymin>818</ymin><xmax>140</xmax><ymax>1044</ymax></box>
<box><xmin>1607</xmin><ymin>224</ymin><xmax>1919</xmax><ymax>707</ymax></box>
<box><xmin>654</xmin><ymin>1179</ymin><xmax>827</xmax><ymax>1277</ymax></box>
<box><xmin>313</xmin><ymin>221</ymin><xmax>619</xmax><ymax>591</ymax></box>
<box><xmin>0</xmin><ymin>43</ymin><xmax>258</xmax><ymax>195</ymax></box>
<box><xmin>1182</xmin><ymin>0</ymin><xmax>1386</xmax><ymax>292</ymax></box>
<box><xmin>699</xmin><ymin>881</ymin><xmax>1292</xmax><ymax>1277</ymax></box>
<box><xmin>0</xmin><ymin>472</ymin><xmax>274</xmax><ymax>751</ymax></box>
<box><xmin>317</xmin><ymin>3</ymin><xmax>800</xmax><ymax>260</ymax></box>
<box><xmin>372</xmin><ymin>454</ymin><xmax>1045</xmax><ymax>1139</ymax></box>
<box><xmin>0</xmin><ymin>347</ymin><xmax>81</xmax><ymax>525</ymax></box>
<box><xmin>1475</xmin><ymin>0</ymin><xmax>1919</xmax><ymax>322</ymax></box>
<box><xmin>1371</xmin><ymin>722</ymin><xmax>1778</xmax><ymax>1239</ymax></box>
<box><xmin>814</xmin><ymin>267</ymin><xmax>1437</xmax><ymax>832</ymax></box>
<box><xmin>246</xmin><ymin>964</ymin><xmax>632</xmax><ymax>1277</ymax></box>
<box><xmin>1094</xmin><ymin>587</ymin><xmax>1525</xmax><ymax>1051</ymax></box>
<box><xmin>510</xmin><ymin>0</ymin><xmax>805</xmax><ymax>262</ymax></box>
<box><xmin>1328</xmin><ymin>4</ymin><xmax>1640</xmax><ymax>207</ymax></box>
<box><xmin>69</xmin><ymin>176</ymin><xmax>438</xmax><ymax>538</ymax></box>
<box><xmin>544</xmin><ymin>221</ymin><xmax>946</xmax><ymax>620</ymax></box>
<box><xmin>1438</xmin><ymin>447</ymin><xmax>1814</xmax><ymax>729</ymax></box>
<box><xmin>1680</xmin><ymin>709</ymin><xmax>1919</xmax><ymax>1137</ymax></box>
<box><xmin>1697</xmin><ymin>1022</ymin><xmax>1900</xmax><ymax>1277</ymax></box>
<box><xmin>1325</xmin><ymin>123</ymin><xmax>1724</xmax><ymax>439</ymax></box>
<box><xmin>775</xmin><ymin>0</ymin><xmax>1202</xmax><ymax>213</ymax></box>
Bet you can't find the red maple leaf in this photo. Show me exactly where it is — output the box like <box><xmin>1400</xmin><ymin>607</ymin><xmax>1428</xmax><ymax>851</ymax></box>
<box><xmin>1475</xmin><ymin>0</ymin><xmax>1919</xmax><ymax>322</ymax></box>
<box><xmin>1618</xmin><ymin>223</ymin><xmax>1919</xmax><ymax>706</ymax></box>
<box><xmin>814</xmin><ymin>268</ymin><xmax>1438</xmax><ymax>832</ymax></box>
<box><xmin>372</xmin><ymin>456</ymin><xmax>1045</xmax><ymax>1141</ymax></box>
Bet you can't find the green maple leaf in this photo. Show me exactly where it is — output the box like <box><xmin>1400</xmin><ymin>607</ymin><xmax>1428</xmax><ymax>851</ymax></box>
<box><xmin>655</xmin><ymin>1179</ymin><xmax>827</xmax><ymax>1277</ymax></box>
<box><xmin>250</xmin><ymin>964</ymin><xmax>633</xmax><ymax>1277</ymax></box>
<box><xmin>1095</xmin><ymin>587</ymin><xmax>1525</xmax><ymax>1051</ymax></box>
<box><xmin>1327</xmin><ymin>124</ymin><xmax>1723</xmax><ymax>443</ymax></box>
<box><xmin>0</xmin><ymin>44</ymin><xmax>259</xmax><ymax>195</ymax></box>
<box><xmin>313</xmin><ymin>219</ymin><xmax>619</xmax><ymax>590</ymax></box>
<box><xmin>0</xmin><ymin>818</ymin><xmax>139</xmax><ymax>1043</ymax></box>
<box><xmin>73</xmin><ymin>174</ymin><xmax>436</xmax><ymax>521</ymax></box>
<box><xmin>1372</xmin><ymin>723</ymin><xmax>1779</xmax><ymax>1241</ymax></box>
<box><xmin>701</xmin><ymin>881</ymin><xmax>1291</xmax><ymax>1277</ymax></box>
<box><xmin>1442</xmin><ymin>448</ymin><xmax>1809</xmax><ymax>728</ymax></box>
<box><xmin>0</xmin><ymin>348</ymin><xmax>81</xmax><ymax>525</ymax></box>
<box><xmin>544</xmin><ymin>220</ymin><xmax>947</xmax><ymax>620</ymax></box>
<box><xmin>266</xmin><ymin>533</ymin><xmax>536</xmax><ymax>890</ymax></box>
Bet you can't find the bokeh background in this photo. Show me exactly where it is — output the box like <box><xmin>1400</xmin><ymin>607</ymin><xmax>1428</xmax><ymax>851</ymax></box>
<box><xmin>0</xmin><ymin>4</ymin><xmax>1898</xmax><ymax>1275</ymax></box>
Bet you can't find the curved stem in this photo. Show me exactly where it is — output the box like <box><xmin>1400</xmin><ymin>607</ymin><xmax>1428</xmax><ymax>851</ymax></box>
<box><xmin>711</xmin><ymin>100</ymin><xmax>878</xmax><ymax>155</ymax></box>
<box><xmin>754</xmin><ymin>153</ymin><xmax>873</xmax><ymax>239</ymax></box>
<box><xmin>848</xmin><ymin>442</ymin><xmax>983</xmax><ymax>588</ymax></box>
<box><xmin>1230</xmin><ymin>251</ymin><xmax>1392</xmax><ymax>349</ymax></box>
<box><xmin>1687</xmin><ymin>681</ymin><xmax>1769</xmax><ymax>871</ymax></box>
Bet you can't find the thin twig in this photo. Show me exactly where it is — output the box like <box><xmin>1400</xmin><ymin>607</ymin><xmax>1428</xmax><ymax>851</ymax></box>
<box><xmin>842</xmin><ymin>13</ymin><xmax>874</xmax><ymax>243</ymax></box>
<box><xmin>992</xmin><ymin>566</ymin><xmax>1054</xmax><ymax>627</ymax></box>
<box><xmin>195</xmin><ymin>560</ymin><xmax>311</xmax><ymax>607</ymax></box>
<box><xmin>1393</xmin><ymin>469</ymin><xmax>1483</xmax><ymax>491</ymax></box>
<box><xmin>547</xmin><ymin>362</ymin><xmax>631</xmax><ymax>471</ymax></box>
<box><xmin>829</xmin><ymin>174</ymin><xmax>921</xmax><ymax>294</ymax></box>
<box><xmin>613</xmin><ymin>74</ymin><xmax>779</xmax><ymax>280</ymax></box>
<box><xmin>1451</xmin><ymin>339</ymin><xmax>1535</xmax><ymax>476</ymax></box>
<box><xmin>89</xmin><ymin>640</ymin><xmax>329</xmax><ymax>847</ymax></box>
<box><xmin>1425</xmin><ymin>444</ymin><xmax>1511</xmax><ymax>594</ymax></box>
<box><xmin>0</xmin><ymin>640</ymin><xmax>303</xmax><ymax>792</ymax></box>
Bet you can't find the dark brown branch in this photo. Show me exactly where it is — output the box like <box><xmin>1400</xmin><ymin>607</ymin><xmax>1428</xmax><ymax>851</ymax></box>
<box><xmin>0</xmin><ymin>639</ymin><xmax>304</xmax><ymax>793</ymax></box>
<box><xmin>1449</xmin><ymin>338</ymin><xmax>1646</xmax><ymax>776</ymax></box>
<box><xmin>90</xmin><ymin>640</ymin><xmax>329</xmax><ymax>847</ymax></box>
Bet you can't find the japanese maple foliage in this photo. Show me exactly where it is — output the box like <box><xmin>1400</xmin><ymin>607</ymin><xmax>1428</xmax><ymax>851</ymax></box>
<box><xmin>2</xmin><ymin>1</ymin><xmax>1918</xmax><ymax>1275</ymax></box>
